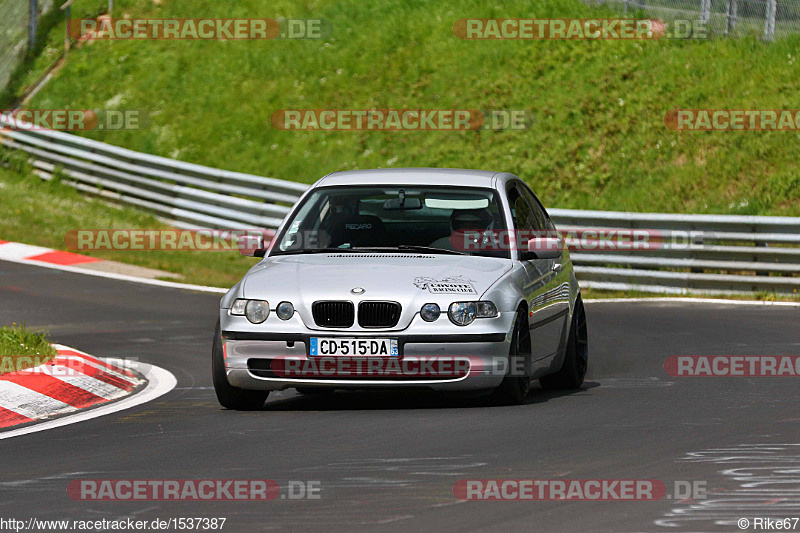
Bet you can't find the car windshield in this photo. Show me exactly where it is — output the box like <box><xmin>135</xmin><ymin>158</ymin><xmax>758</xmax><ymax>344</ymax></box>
<box><xmin>273</xmin><ymin>186</ymin><xmax>510</xmax><ymax>258</ymax></box>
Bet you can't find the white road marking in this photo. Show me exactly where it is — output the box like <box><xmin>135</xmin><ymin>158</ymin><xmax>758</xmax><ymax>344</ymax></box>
<box><xmin>0</xmin><ymin>242</ymin><xmax>53</xmax><ymax>260</ymax></box>
<box><xmin>0</xmin><ymin>381</ymin><xmax>75</xmax><ymax>418</ymax></box>
<box><xmin>42</xmin><ymin>365</ymin><xmax>133</xmax><ymax>400</ymax></box>
<box><xmin>0</xmin><ymin>256</ymin><xmax>226</xmax><ymax>293</ymax></box>
<box><xmin>0</xmin><ymin>362</ymin><xmax>177</xmax><ymax>440</ymax></box>
<box><xmin>54</xmin><ymin>355</ymin><xmax>137</xmax><ymax>383</ymax></box>
<box><xmin>656</xmin><ymin>443</ymin><xmax>800</xmax><ymax>528</ymax></box>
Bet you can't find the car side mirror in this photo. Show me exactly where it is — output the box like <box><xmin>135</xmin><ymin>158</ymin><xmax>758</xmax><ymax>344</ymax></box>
<box><xmin>524</xmin><ymin>237</ymin><xmax>563</xmax><ymax>260</ymax></box>
<box><xmin>238</xmin><ymin>234</ymin><xmax>267</xmax><ymax>257</ymax></box>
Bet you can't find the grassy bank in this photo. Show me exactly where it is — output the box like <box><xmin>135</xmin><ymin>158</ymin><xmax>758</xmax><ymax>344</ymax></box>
<box><xmin>3</xmin><ymin>0</ymin><xmax>799</xmax><ymax>216</ymax></box>
<box><xmin>0</xmin><ymin>324</ymin><xmax>57</xmax><ymax>375</ymax></box>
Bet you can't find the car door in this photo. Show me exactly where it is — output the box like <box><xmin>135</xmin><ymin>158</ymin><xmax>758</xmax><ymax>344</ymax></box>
<box><xmin>508</xmin><ymin>182</ymin><xmax>567</xmax><ymax>365</ymax></box>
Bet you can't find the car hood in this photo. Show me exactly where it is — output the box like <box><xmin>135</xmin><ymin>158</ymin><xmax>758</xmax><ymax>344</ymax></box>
<box><xmin>241</xmin><ymin>253</ymin><xmax>512</xmax><ymax>330</ymax></box>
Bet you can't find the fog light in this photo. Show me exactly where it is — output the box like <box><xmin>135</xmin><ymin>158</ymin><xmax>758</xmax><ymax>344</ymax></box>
<box><xmin>276</xmin><ymin>301</ymin><xmax>294</xmax><ymax>320</ymax></box>
<box><xmin>420</xmin><ymin>303</ymin><xmax>440</xmax><ymax>322</ymax></box>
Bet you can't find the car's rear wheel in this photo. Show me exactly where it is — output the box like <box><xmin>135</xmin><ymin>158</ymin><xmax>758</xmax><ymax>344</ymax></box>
<box><xmin>539</xmin><ymin>298</ymin><xmax>588</xmax><ymax>390</ymax></box>
<box><xmin>212</xmin><ymin>321</ymin><xmax>269</xmax><ymax>410</ymax></box>
<box><xmin>492</xmin><ymin>310</ymin><xmax>532</xmax><ymax>405</ymax></box>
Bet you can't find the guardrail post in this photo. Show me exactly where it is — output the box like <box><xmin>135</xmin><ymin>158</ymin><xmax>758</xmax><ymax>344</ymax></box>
<box><xmin>690</xmin><ymin>229</ymin><xmax>704</xmax><ymax>273</ymax></box>
<box><xmin>700</xmin><ymin>0</ymin><xmax>712</xmax><ymax>24</ymax></box>
<box><xmin>764</xmin><ymin>0</ymin><xmax>777</xmax><ymax>41</ymax></box>
<box><xmin>28</xmin><ymin>0</ymin><xmax>38</xmax><ymax>52</ymax></box>
<box><xmin>725</xmin><ymin>0</ymin><xmax>738</xmax><ymax>35</ymax></box>
<box><xmin>65</xmin><ymin>6</ymin><xmax>70</xmax><ymax>53</ymax></box>
<box><xmin>754</xmin><ymin>225</ymin><xmax>768</xmax><ymax>276</ymax></box>
<box><xmin>60</xmin><ymin>0</ymin><xmax>76</xmax><ymax>54</ymax></box>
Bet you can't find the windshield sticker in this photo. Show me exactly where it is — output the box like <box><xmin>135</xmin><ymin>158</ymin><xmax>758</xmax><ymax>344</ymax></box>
<box><xmin>414</xmin><ymin>275</ymin><xmax>476</xmax><ymax>294</ymax></box>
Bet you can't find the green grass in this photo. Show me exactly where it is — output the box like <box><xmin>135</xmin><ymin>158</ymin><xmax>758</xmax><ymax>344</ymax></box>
<box><xmin>0</xmin><ymin>2</ymin><xmax>71</xmax><ymax>109</ymax></box>
<box><xmin>2</xmin><ymin>0</ymin><xmax>798</xmax><ymax>216</ymax></box>
<box><xmin>0</xmin><ymin>157</ymin><xmax>259</xmax><ymax>287</ymax></box>
<box><xmin>0</xmin><ymin>323</ymin><xmax>58</xmax><ymax>375</ymax></box>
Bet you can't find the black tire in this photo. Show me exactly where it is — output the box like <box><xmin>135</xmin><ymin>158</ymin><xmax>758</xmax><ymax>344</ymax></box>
<box><xmin>539</xmin><ymin>298</ymin><xmax>588</xmax><ymax>391</ymax></box>
<box><xmin>212</xmin><ymin>321</ymin><xmax>269</xmax><ymax>410</ymax></box>
<box><xmin>296</xmin><ymin>387</ymin><xmax>335</xmax><ymax>396</ymax></box>
<box><xmin>492</xmin><ymin>310</ymin><xmax>532</xmax><ymax>405</ymax></box>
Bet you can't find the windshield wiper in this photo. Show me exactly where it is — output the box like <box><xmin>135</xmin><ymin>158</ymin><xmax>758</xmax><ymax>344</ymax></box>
<box><xmin>351</xmin><ymin>246</ymin><xmax>467</xmax><ymax>256</ymax></box>
<box><xmin>274</xmin><ymin>245</ymin><xmax>469</xmax><ymax>256</ymax></box>
<box><xmin>272</xmin><ymin>247</ymin><xmax>370</xmax><ymax>255</ymax></box>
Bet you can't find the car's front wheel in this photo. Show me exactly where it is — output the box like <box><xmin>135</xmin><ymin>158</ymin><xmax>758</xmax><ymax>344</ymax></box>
<box><xmin>491</xmin><ymin>310</ymin><xmax>532</xmax><ymax>405</ymax></box>
<box><xmin>296</xmin><ymin>387</ymin><xmax>335</xmax><ymax>396</ymax></box>
<box><xmin>212</xmin><ymin>321</ymin><xmax>269</xmax><ymax>410</ymax></box>
<box><xmin>539</xmin><ymin>298</ymin><xmax>588</xmax><ymax>390</ymax></box>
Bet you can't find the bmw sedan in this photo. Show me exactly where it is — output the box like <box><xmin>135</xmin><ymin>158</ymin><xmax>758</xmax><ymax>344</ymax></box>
<box><xmin>213</xmin><ymin>168</ymin><xmax>588</xmax><ymax>408</ymax></box>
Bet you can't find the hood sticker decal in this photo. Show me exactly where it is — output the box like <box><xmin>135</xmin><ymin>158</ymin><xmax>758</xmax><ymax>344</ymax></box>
<box><xmin>414</xmin><ymin>275</ymin><xmax>476</xmax><ymax>294</ymax></box>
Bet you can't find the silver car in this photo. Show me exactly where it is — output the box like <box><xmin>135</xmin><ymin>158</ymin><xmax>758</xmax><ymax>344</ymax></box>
<box><xmin>213</xmin><ymin>169</ymin><xmax>588</xmax><ymax>409</ymax></box>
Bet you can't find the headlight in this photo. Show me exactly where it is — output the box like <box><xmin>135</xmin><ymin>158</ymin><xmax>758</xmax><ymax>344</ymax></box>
<box><xmin>230</xmin><ymin>299</ymin><xmax>247</xmax><ymax>315</ymax></box>
<box><xmin>448</xmin><ymin>301</ymin><xmax>498</xmax><ymax>326</ymax></box>
<box><xmin>448</xmin><ymin>302</ymin><xmax>477</xmax><ymax>326</ymax></box>
<box><xmin>420</xmin><ymin>303</ymin><xmax>440</xmax><ymax>322</ymax></box>
<box><xmin>245</xmin><ymin>300</ymin><xmax>270</xmax><ymax>323</ymax></box>
<box><xmin>276</xmin><ymin>301</ymin><xmax>294</xmax><ymax>320</ymax></box>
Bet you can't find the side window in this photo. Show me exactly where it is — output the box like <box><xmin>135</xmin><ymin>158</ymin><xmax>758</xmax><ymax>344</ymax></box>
<box><xmin>519</xmin><ymin>183</ymin><xmax>553</xmax><ymax>231</ymax></box>
<box><xmin>507</xmin><ymin>186</ymin><xmax>536</xmax><ymax>232</ymax></box>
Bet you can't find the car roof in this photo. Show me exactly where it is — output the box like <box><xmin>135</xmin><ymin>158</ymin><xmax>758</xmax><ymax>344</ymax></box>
<box><xmin>316</xmin><ymin>168</ymin><xmax>502</xmax><ymax>188</ymax></box>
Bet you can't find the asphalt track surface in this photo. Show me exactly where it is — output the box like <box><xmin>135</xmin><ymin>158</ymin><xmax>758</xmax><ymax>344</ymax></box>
<box><xmin>1</xmin><ymin>259</ymin><xmax>799</xmax><ymax>532</ymax></box>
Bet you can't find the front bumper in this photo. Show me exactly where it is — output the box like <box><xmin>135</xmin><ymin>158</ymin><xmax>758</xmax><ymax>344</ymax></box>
<box><xmin>220</xmin><ymin>315</ymin><xmax>514</xmax><ymax>392</ymax></box>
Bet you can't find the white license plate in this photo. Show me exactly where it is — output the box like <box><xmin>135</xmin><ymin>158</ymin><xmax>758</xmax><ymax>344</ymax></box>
<box><xmin>309</xmin><ymin>338</ymin><xmax>399</xmax><ymax>357</ymax></box>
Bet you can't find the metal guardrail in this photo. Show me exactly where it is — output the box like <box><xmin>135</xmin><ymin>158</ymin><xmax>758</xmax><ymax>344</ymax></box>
<box><xmin>1</xmin><ymin>113</ymin><xmax>798</xmax><ymax>295</ymax></box>
<box><xmin>548</xmin><ymin>209</ymin><xmax>800</xmax><ymax>294</ymax></box>
<box><xmin>0</xmin><ymin>113</ymin><xmax>307</xmax><ymax>229</ymax></box>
